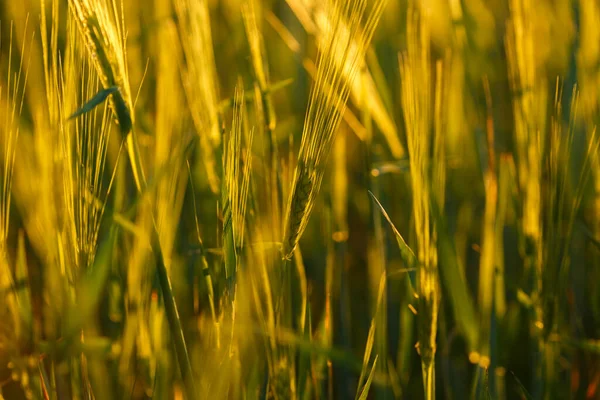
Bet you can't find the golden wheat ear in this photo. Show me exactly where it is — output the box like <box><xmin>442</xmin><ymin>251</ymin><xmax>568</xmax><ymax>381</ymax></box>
<box><xmin>68</xmin><ymin>0</ymin><xmax>148</xmax><ymax>193</ymax></box>
<box><xmin>68</xmin><ymin>0</ymin><xmax>133</xmax><ymax>132</ymax></box>
<box><xmin>281</xmin><ymin>0</ymin><xmax>388</xmax><ymax>260</ymax></box>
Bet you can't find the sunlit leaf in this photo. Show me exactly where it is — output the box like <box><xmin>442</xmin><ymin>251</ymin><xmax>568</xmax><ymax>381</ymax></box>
<box><xmin>68</xmin><ymin>86</ymin><xmax>118</xmax><ymax>120</ymax></box>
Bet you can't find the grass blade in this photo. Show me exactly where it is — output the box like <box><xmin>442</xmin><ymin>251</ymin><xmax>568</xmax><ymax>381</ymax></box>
<box><xmin>150</xmin><ymin>217</ymin><xmax>198</xmax><ymax>400</ymax></box>
<box><xmin>357</xmin><ymin>356</ymin><xmax>378</xmax><ymax>400</ymax></box>
<box><xmin>368</xmin><ymin>190</ymin><xmax>417</xmax><ymax>295</ymax></box>
<box><xmin>67</xmin><ymin>86</ymin><xmax>118</xmax><ymax>120</ymax></box>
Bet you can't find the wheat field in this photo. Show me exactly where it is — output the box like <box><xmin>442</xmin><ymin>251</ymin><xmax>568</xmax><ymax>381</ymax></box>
<box><xmin>0</xmin><ymin>0</ymin><xmax>599</xmax><ymax>399</ymax></box>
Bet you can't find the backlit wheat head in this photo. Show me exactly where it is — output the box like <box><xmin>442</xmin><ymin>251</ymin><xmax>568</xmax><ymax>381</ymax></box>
<box><xmin>62</xmin><ymin>19</ymin><xmax>114</xmax><ymax>270</ymax></box>
<box><xmin>68</xmin><ymin>0</ymin><xmax>133</xmax><ymax>135</ymax></box>
<box><xmin>281</xmin><ymin>0</ymin><xmax>387</xmax><ymax>260</ymax></box>
<box><xmin>286</xmin><ymin>0</ymin><xmax>403</xmax><ymax>157</ymax></box>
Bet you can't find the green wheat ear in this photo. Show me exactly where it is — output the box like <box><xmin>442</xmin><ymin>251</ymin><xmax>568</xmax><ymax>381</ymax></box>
<box><xmin>69</xmin><ymin>2</ymin><xmax>133</xmax><ymax>129</ymax></box>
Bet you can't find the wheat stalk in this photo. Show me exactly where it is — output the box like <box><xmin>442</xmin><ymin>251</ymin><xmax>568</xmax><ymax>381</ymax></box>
<box><xmin>399</xmin><ymin>4</ymin><xmax>449</xmax><ymax>397</ymax></box>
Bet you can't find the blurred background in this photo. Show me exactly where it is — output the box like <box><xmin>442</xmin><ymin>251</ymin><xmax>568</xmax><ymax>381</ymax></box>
<box><xmin>0</xmin><ymin>0</ymin><xmax>599</xmax><ymax>399</ymax></box>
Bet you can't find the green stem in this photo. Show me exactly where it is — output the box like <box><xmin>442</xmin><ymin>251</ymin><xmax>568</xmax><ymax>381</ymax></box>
<box><xmin>126</xmin><ymin>125</ymin><xmax>197</xmax><ymax>399</ymax></box>
<box><xmin>153</xmin><ymin>219</ymin><xmax>198</xmax><ymax>400</ymax></box>
<box><xmin>422</xmin><ymin>360</ymin><xmax>435</xmax><ymax>400</ymax></box>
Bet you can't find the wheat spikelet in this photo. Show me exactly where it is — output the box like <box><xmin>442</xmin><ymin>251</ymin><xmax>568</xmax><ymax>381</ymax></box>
<box><xmin>281</xmin><ymin>0</ymin><xmax>387</xmax><ymax>260</ymax></box>
<box><xmin>68</xmin><ymin>0</ymin><xmax>133</xmax><ymax>134</ymax></box>
<box><xmin>283</xmin><ymin>163</ymin><xmax>315</xmax><ymax>259</ymax></box>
